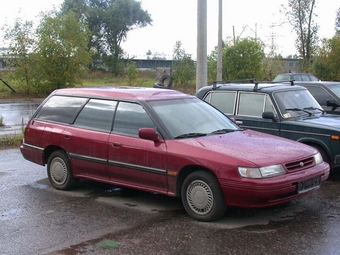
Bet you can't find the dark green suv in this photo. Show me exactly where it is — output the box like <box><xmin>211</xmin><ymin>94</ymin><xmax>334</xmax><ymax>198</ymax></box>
<box><xmin>196</xmin><ymin>82</ymin><xmax>340</xmax><ymax>173</ymax></box>
<box><xmin>273</xmin><ymin>73</ymin><xmax>340</xmax><ymax>114</ymax></box>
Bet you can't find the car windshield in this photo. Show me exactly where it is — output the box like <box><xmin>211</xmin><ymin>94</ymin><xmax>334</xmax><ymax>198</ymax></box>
<box><xmin>308</xmin><ymin>75</ymin><xmax>319</xmax><ymax>81</ymax></box>
<box><xmin>148</xmin><ymin>97</ymin><xmax>240</xmax><ymax>138</ymax></box>
<box><xmin>328</xmin><ymin>84</ymin><xmax>340</xmax><ymax>98</ymax></box>
<box><xmin>273</xmin><ymin>89</ymin><xmax>323</xmax><ymax>118</ymax></box>
<box><xmin>273</xmin><ymin>74</ymin><xmax>291</xmax><ymax>82</ymax></box>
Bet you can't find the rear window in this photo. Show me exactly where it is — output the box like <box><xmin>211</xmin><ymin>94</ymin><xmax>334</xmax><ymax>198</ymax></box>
<box><xmin>36</xmin><ymin>96</ymin><xmax>87</xmax><ymax>124</ymax></box>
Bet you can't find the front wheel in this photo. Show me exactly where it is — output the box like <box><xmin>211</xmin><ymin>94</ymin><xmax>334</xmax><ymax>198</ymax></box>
<box><xmin>47</xmin><ymin>150</ymin><xmax>76</xmax><ymax>190</ymax></box>
<box><xmin>181</xmin><ymin>171</ymin><xmax>227</xmax><ymax>221</ymax></box>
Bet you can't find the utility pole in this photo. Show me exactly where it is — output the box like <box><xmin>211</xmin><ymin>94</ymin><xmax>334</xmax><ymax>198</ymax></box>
<box><xmin>196</xmin><ymin>0</ymin><xmax>207</xmax><ymax>92</ymax></box>
<box><xmin>217</xmin><ymin>0</ymin><xmax>222</xmax><ymax>82</ymax></box>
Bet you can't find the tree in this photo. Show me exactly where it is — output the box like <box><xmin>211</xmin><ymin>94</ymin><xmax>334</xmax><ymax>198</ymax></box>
<box><xmin>61</xmin><ymin>0</ymin><xmax>152</xmax><ymax>75</ymax></box>
<box><xmin>4</xmin><ymin>10</ymin><xmax>92</xmax><ymax>94</ymax></box>
<box><xmin>126</xmin><ymin>61</ymin><xmax>139</xmax><ymax>85</ymax></box>
<box><xmin>35</xmin><ymin>11</ymin><xmax>92</xmax><ymax>93</ymax></box>
<box><xmin>285</xmin><ymin>0</ymin><xmax>318</xmax><ymax>71</ymax></box>
<box><xmin>3</xmin><ymin>19</ymin><xmax>36</xmax><ymax>93</ymax></box>
<box><xmin>172</xmin><ymin>41</ymin><xmax>196</xmax><ymax>87</ymax></box>
<box><xmin>207</xmin><ymin>49</ymin><xmax>218</xmax><ymax>84</ymax></box>
<box><xmin>262</xmin><ymin>53</ymin><xmax>285</xmax><ymax>81</ymax></box>
<box><xmin>223</xmin><ymin>38</ymin><xmax>265</xmax><ymax>80</ymax></box>
<box><xmin>312</xmin><ymin>37</ymin><xmax>340</xmax><ymax>81</ymax></box>
<box><xmin>336</xmin><ymin>7</ymin><xmax>340</xmax><ymax>36</ymax></box>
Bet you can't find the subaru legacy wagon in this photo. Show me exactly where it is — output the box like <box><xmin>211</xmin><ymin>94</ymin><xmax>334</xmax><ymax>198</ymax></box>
<box><xmin>20</xmin><ymin>87</ymin><xmax>329</xmax><ymax>221</ymax></box>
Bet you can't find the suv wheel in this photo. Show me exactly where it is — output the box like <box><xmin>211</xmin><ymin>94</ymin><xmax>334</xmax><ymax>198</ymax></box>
<box><xmin>181</xmin><ymin>171</ymin><xmax>227</xmax><ymax>221</ymax></box>
<box><xmin>47</xmin><ymin>150</ymin><xmax>76</xmax><ymax>190</ymax></box>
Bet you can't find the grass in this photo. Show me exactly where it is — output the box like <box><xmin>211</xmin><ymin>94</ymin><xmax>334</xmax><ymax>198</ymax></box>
<box><xmin>0</xmin><ymin>133</ymin><xmax>23</xmax><ymax>149</ymax></box>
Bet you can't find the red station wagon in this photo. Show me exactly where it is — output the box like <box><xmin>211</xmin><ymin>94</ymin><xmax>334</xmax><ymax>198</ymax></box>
<box><xmin>20</xmin><ymin>87</ymin><xmax>330</xmax><ymax>221</ymax></box>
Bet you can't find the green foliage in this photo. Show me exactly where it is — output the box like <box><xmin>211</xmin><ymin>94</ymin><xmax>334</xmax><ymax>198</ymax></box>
<box><xmin>336</xmin><ymin>8</ymin><xmax>340</xmax><ymax>36</ymax></box>
<box><xmin>262</xmin><ymin>55</ymin><xmax>285</xmax><ymax>80</ymax></box>
<box><xmin>312</xmin><ymin>36</ymin><xmax>340</xmax><ymax>81</ymax></box>
<box><xmin>207</xmin><ymin>49</ymin><xmax>218</xmax><ymax>84</ymax></box>
<box><xmin>126</xmin><ymin>61</ymin><xmax>139</xmax><ymax>85</ymax></box>
<box><xmin>285</xmin><ymin>0</ymin><xmax>318</xmax><ymax>71</ymax></box>
<box><xmin>3</xmin><ymin>19</ymin><xmax>36</xmax><ymax>93</ymax></box>
<box><xmin>36</xmin><ymin>11</ymin><xmax>92</xmax><ymax>93</ymax></box>
<box><xmin>61</xmin><ymin>0</ymin><xmax>152</xmax><ymax>76</ymax></box>
<box><xmin>223</xmin><ymin>38</ymin><xmax>266</xmax><ymax>80</ymax></box>
<box><xmin>3</xmin><ymin>11</ymin><xmax>92</xmax><ymax>95</ymax></box>
<box><xmin>172</xmin><ymin>41</ymin><xmax>196</xmax><ymax>86</ymax></box>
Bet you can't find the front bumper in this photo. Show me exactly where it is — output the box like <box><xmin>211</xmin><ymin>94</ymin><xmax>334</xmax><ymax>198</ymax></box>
<box><xmin>219</xmin><ymin>162</ymin><xmax>330</xmax><ymax>208</ymax></box>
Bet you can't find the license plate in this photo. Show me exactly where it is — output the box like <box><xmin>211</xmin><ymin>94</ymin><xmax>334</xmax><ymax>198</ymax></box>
<box><xmin>297</xmin><ymin>175</ymin><xmax>321</xmax><ymax>193</ymax></box>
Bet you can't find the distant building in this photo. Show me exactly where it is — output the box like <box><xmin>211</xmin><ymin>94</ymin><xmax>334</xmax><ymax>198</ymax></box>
<box><xmin>282</xmin><ymin>58</ymin><xmax>299</xmax><ymax>73</ymax></box>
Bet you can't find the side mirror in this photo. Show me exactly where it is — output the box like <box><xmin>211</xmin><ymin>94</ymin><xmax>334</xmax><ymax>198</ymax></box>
<box><xmin>326</xmin><ymin>99</ymin><xmax>339</xmax><ymax>107</ymax></box>
<box><xmin>139</xmin><ymin>128</ymin><xmax>163</xmax><ymax>142</ymax></box>
<box><xmin>326</xmin><ymin>99</ymin><xmax>340</xmax><ymax>111</ymax></box>
<box><xmin>262</xmin><ymin>111</ymin><xmax>276</xmax><ymax>120</ymax></box>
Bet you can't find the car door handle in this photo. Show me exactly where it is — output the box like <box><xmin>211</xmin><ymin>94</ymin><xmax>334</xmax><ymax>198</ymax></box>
<box><xmin>112</xmin><ymin>142</ymin><xmax>122</xmax><ymax>148</ymax></box>
<box><xmin>235</xmin><ymin>120</ymin><xmax>243</xmax><ymax>125</ymax></box>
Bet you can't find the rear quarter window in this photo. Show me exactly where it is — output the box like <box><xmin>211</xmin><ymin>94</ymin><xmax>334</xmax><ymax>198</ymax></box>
<box><xmin>35</xmin><ymin>96</ymin><xmax>87</xmax><ymax>124</ymax></box>
<box><xmin>204</xmin><ymin>91</ymin><xmax>236</xmax><ymax>114</ymax></box>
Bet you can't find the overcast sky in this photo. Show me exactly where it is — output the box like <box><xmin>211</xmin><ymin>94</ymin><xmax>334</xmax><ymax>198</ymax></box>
<box><xmin>1</xmin><ymin>0</ymin><xmax>339</xmax><ymax>59</ymax></box>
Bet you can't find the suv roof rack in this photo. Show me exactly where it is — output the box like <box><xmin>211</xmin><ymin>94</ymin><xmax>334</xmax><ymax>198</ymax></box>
<box><xmin>212</xmin><ymin>79</ymin><xmax>296</xmax><ymax>91</ymax></box>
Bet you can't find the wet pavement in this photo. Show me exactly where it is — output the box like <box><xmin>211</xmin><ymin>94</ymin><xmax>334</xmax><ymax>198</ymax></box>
<box><xmin>0</xmin><ymin>100</ymin><xmax>42</xmax><ymax>136</ymax></box>
<box><xmin>1</xmin><ymin>149</ymin><xmax>340</xmax><ymax>255</ymax></box>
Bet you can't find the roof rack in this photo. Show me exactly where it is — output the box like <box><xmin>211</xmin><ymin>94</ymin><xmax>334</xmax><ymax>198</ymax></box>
<box><xmin>272</xmin><ymin>80</ymin><xmax>295</xmax><ymax>86</ymax></box>
<box><xmin>211</xmin><ymin>78</ymin><xmax>296</xmax><ymax>92</ymax></box>
<box><xmin>212</xmin><ymin>78</ymin><xmax>256</xmax><ymax>90</ymax></box>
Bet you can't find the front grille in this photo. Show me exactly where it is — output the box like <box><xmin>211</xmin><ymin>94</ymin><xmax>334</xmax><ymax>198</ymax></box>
<box><xmin>285</xmin><ymin>157</ymin><xmax>314</xmax><ymax>172</ymax></box>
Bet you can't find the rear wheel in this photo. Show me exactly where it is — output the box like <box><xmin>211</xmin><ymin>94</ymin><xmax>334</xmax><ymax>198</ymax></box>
<box><xmin>181</xmin><ymin>171</ymin><xmax>227</xmax><ymax>221</ymax></box>
<box><xmin>47</xmin><ymin>150</ymin><xmax>75</xmax><ymax>190</ymax></box>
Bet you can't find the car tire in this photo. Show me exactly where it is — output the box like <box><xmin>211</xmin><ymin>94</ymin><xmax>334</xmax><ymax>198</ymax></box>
<box><xmin>47</xmin><ymin>150</ymin><xmax>76</xmax><ymax>190</ymax></box>
<box><xmin>153</xmin><ymin>74</ymin><xmax>173</xmax><ymax>89</ymax></box>
<box><xmin>181</xmin><ymin>171</ymin><xmax>227</xmax><ymax>221</ymax></box>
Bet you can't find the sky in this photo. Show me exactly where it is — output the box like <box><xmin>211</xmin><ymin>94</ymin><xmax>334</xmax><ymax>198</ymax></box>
<box><xmin>1</xmin><ymin>0</ymin><xmax>339</xmax><ymax>59</ymax></box>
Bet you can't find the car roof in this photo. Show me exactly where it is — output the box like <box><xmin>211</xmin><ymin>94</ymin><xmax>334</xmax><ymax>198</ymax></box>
<box><xmin>196</xmin><ymin>83</ymin><xmax>307</xmax><ymax>96</ymax></box>
<box><xmin>296</xmin><ymin>81</ymin><xmax>340</xmax><ymax>86</ymax></box>
<box><xmin>51</xmin><ymin>86</ymin><xmax>193</xmax><ymax>101</ymax></box>
<box><xmin>276</xmin><ymin>72</ymin><xmax>315</xmax><ymax>76</ymax></box>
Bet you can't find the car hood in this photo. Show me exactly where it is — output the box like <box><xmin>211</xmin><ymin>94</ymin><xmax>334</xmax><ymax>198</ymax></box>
<box><xmin>296</xmin><ymin>114</ymin><xmax>340</xmax><ymax>129</ymax></box>
<box><xmin>172</xmin><ymin>129</ymin><xmax>316</xmax><ymax>167</ymax></box>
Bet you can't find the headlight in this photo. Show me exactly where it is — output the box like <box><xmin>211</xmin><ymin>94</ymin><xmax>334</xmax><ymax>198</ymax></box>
<box><xmin>238</xmin><ymin>164</ymin><xmax>286</xmax><ymax>179</ymax></box>
<box><xmin>314</xmin><ymin>152</ymin><xmax>323</xmax><ymax>165</ymax></box>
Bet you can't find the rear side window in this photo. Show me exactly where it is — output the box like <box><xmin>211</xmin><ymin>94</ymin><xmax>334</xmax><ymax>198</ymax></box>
<box><xmin>113</xmin><ymin>102</ymin><xmax>155</xmax><ymax>137</ymax></box>
<box><xmin>204</xmin><ymin>91</ymin><xmax>236</xmax><ymax>114</ymax></box>
<box><xmin>237</xmin><ymin>93</ymin><xmax>276</xmax><ymax>117</ymax></box>
<box><xmin>36</xmin><ymin>96</ymin><xmax>87</xmax><ymax>124</ymax></box>
<box><xmin>74</xmin><ymin>99</ymin><xmax>117</xmax><ymax>131</ymax></box>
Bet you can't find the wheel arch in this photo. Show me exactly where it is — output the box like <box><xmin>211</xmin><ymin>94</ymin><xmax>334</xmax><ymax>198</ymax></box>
<box><xmin>43</xmin><ymin>145</ymin><xmax>66</xmax><ymax>164</ymax></box>
<box><xmin>175</xmin><ymin>165</ymin><xmax>218</xmax><ymax>197</ymax></box>
<box><xmin>298</xmin><ymin>138</ymin><xmax>331</xmax><ymax>163</ymax></box>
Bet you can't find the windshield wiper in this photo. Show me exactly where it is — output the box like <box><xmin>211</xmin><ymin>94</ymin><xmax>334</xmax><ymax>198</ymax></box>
<box><xmin>285</xmin><ymin>108</ymin><xmax>312</xmax><ymax>116</ymax></box>
<box><xmin>174</xmin><ymin>133</ymin><xmax>207</xmax><ymax>139</ymax></box>
<box><xmin>303</xmin><ymin>107</ymin><xmax>325</xmax><ymax>114</ymax></box>
<box><xmin>211</xmin><ymin>129</ymin><xmax>236</xmax><ymax>134</ymax></box>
